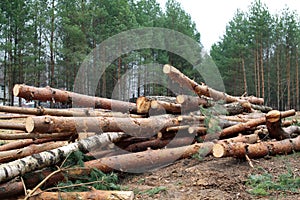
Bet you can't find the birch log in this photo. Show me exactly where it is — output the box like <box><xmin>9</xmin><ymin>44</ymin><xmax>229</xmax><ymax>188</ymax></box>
<box><xmin>0</xmin><ymin>132</ymin><xmax>124</xmax><ymax>183</ymax></box>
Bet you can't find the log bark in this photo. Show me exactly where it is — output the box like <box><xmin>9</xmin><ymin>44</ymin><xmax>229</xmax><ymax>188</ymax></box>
<box><xmin>25</xmin><ymin>115</ymin><xmax>180</xmax><ymax>136</ymax></box>
<box><xmin>29</xmin><ymin>190</ymin><xmax>134</xmax><ymax>200</ymax></box>
<box><xmin>219</xmin><ymin>110</ymin><xmax>295</xmax><ymax>139</ymax></box>
<box><xmin>266</xmin><ymin>110</ymin><xmax>291</xmax><ymax>140</ymax></box>
<box><xmin>0</xmin><ymin>121</ymin><xmax>26</xmax><ymax>131</ymax></box>
<box><xmin>150</xmin><ymin>100</ymin><xmax>182</xmax><ymax>114</ymax></box>
<box><xmin>13</xmin><ymin>84</ymin><xmax>137</xmax><ymax>113</ymax></box>
<box><xmin>0</xmin><ymin>132</ymin><xmax>124</xmax><ymax>183</ymax></box>
<box><xmin>0</xmin><ymin>105</ymin><xmax>142</xmax><ymax>118</ymax></box>
<box><xmin>0</xmin><ymin>132</ymin><xmax>74</xmax><ymax>140</ymax></box>
<box><xmin>0</xmin><ymin>141</ymin><xmax>68</xmax><ymax>163</ymax></box>
<box><xmin>136</xmin><ymin>96</ymin><xmax>151</xmax><ymax>114</ymax></box>
<box><xmin>213</xmin><ymin>135</ymin><xmax>300</xmax><ymax>158</ymax></box>
<box><xmin>163</xmin><ymin>64</ymin><xmax>264</xmax><ymax>104</ymax></box>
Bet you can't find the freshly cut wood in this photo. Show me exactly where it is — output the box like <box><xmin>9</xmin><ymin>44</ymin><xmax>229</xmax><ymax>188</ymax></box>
<box><xmin>28</xmin><ymin>190</ymin><xmax>134</xmax><ymax>200</ymax></box>
<box><xmin>0</xmin><ymin>141</ymin><xmax>68</xmax><ymax>163</ymax></box>
<box><xmin>26</xmin><ymin>115</ymin><xmax>180</xmax><ymax>135</ymax></box>
<box><xmin>213</xmin><ymin>135</ymin><xmax>300</xmax><ymax>158</ymax></box>
<box><xmin>136</xmin><ymin>96</ymin><xmax>151</xmax><ymax>114</ymax></box>
<box><xmin>266</xmin><ymin>110</ymin><xmax>291</xmax><ymax>140</ymax></box>
<box><xmin>176</xmin><ymin>95</ymin><xmax>212</xmax><ymax>108</ymax></box>
<box><xmin>163</xmin><ymin>64</ymin><xmax>264</xmax><ymax>104</ymax></box>
<box><xmin>166</xmin><ymin>125</ymin><xmax>189</xmax><ymax>132</ymax></box>
<box><xmin>0</xmin><ymin>121</ymin><xmax>26</xmax><ymax>131</ymax></box>
<box><xmin>188</xmin><ymin>126</ymin><xmax>207</xmax><ymax>135</ymax></box>
<box><xmin>219</xmin><ymin>110</ymin><xmax>295</xmax><ymax>138</ymax></box>
<box><xmin>0</xmin><ymin>132</ymin><xmax>124</xmax><ymax>183</ymax></box>
<box><xmin>13</xmin><ymin>84</ymin><xmax>137</xmax><ymax>113</ymax></box>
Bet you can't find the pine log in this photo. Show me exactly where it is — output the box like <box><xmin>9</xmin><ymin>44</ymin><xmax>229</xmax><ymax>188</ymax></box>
<box><xmin>0</xmin><ymin>132</ymin><xmax>74</xmax><ymax>140</ymax></box>
<box><xmin>25</xmin><ymin>115</ymin><xmax>180</xmax><ymax>135</ymax></box>
<box><xmin>136</xmin><ymin>96</ymin><xmax>151</xmax><ymax>114</ymax></box>
<box><xmin>163</xmin><ymin>64</ymin><xmax>264</xmax><ymax>104</ymax></box>
<box><xmin>0</xmin><ymin>141</ymin><xmax>68</xmax><ymax>163</ymax></box>
<box><xmin>176</xmin><ymin>94</ymin><xmax>212</xmax><ymax>108</ymax></box>
<box><xmin>0</xmin><ymin>105</ymin><xmax>142</xmax><ymax>118</ymax></box>
<box><xmin>28</xmin><ymin>190</ymin><xmax>134</xmax><ymax>200</ymax></box>
<box><xmin>219</xmin><ymin>110</ymin><xmax>295</xmax><ymax>139</ymax></box>
<box><xmin>166</xmin><ymin>125</ymin><xmax>189</xmax><ymax>132</ymax></box>
<box><xmin>13</xmin><ymin>84</ymin><xmax>137</xmax><ymax>113</ymax></box>
<box><xmin>0</xmin><ymin>132</ymin><xmax>124</xmax><ymax>183</ymax></box>
<box><xmin>266</xmin><ymin>110</ymin><xmax>292</xmax><ymax>140</ymax></box>
<box><xmin>0</xmin><ymin>138</ymin><xmax>66</xmax><ymax>151</ymax></box>
<box><xmin>0</xmin><ymin>121</ymin><xmax>26</xmax><ymax>131</ymax></box>
<box><xmin>188</xmin><ymin>126</ymin><xmax>207</xmax><ymax>135</ymax></box>
<box><xmin>150</xmin><ymin>100</ymin><xmax>182</xmax><ymax>114</ymax></box>
<box><xmin>213</xmin><ymin>135</ymin><xmax>300</xmax><ymax>158</ymax></box>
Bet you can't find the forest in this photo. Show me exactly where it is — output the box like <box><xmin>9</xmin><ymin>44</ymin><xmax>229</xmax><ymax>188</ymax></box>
<box><xmin>0</xmin><ymin>0</ymin><xmax>299</xmax><ymax>111</ymax></box>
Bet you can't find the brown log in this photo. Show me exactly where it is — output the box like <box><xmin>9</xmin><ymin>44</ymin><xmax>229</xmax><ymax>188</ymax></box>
<box><xmin>163</xmin><ymin>64</ymin><xmax>264</xmax><ymax>104</ymax></box>
<box><xmin>0</xmin><ymin>141</ymin><xmax>68</xmax><ymax>163</ymax></box>
<box><xmin>219</xmin><ymin>110</ymin><xmax>295</xmax><ymax>139</ymax></box>
<box><xmin>188</xmin><ymin>126</ymin><xmax>207</xmax><ymax>135</ymax></box>
<box><xmin>176</xmin><ymin>95</ymin><xmax>212</xmax><ymax>107</ymax></box>
<box><xmin>166</xmin><ymin>125</ymin><xmax>189</xmax><ymax>132</ymax></box>
<box><xmin>13</xmin><ymin>84</ymin><xmax>137</xmax><ymax>113</ymax></box>
<box><xmin>136</xmin><ymin>96</ymin><xmax>151</xmax><ymax>114</ymax></box>
<box><xmin>0</xmin><ymin>138</ymin><xmax>68</xmax><ymax>151</ymax></box>
<box><xmin>150</xmin><ymin>100</ymin><xmax>182</xmax><ymax>114</ymax></box>
<box><xmin>28</xmin><ymin>190</ymin><xmax>134</xmax><ymax>200</ymax></box>
<box><xmin>213</xmin><ymin>135</ymin><xmax>300</xmax><ymax>158</ymax></box>
<box><xmin>266</xmin><ymin>110</ymin><xmax>292</xmax><ymax>140</ymax></box>
<box><xmin>0</xmin><ymin>105</ymin><xmax>142</xmax><ymax>118</ymax></box>
<box><xmin>0</xmin><ymin>121</ymin><xmax>26</xmax><ymax>131</ymax></box>
<box><xmin>0</xmin><ymin>132</ymin><xmax>74</xmax><ymax>140</ymax></box>
<box><xmin>85</xmin><ymin>142</ymin><xmax>215</xmax><ymax>173</ymax></box>
<box><xmin>25</xmin><ymin>115</ymin><xmax>180</xmax><ymax>135</ymax></box>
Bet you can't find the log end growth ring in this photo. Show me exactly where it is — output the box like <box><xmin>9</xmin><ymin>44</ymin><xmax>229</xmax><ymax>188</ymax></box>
<box><xmin>163</xmin><ymin>64</ymin><xmax>172</xmax><ymax>74</ymax></box>
<box><xmin>25</xmin><ymin>117</ymin><xmax>35</xmax><ymax>133</ymax></box>
<box><xmin>266</xmin><ymin>110</ymin><xmax>281</xmax><ymax>123</ymax></box>
<box><xmin>13</xmin><ymin>84</ymin><xmax>21</xmax><ymax>97</ymax></box>
<box><xmin>212</xmin><ymin>143</ymin><xmax>225</xmax><ymax>158</ymax></box>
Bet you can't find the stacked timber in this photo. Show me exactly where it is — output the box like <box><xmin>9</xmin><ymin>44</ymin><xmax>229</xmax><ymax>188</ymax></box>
<box><xmin>0</xmin><ymin>64</ymin><xmax>298</xmax><ymax>199</ymax></box>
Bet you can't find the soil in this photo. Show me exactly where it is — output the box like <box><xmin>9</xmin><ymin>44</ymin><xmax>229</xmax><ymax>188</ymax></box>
<box><xmin>120</xmin><ymin>153</ymin><xmax>300</xmax><ymax>200</ymax></box>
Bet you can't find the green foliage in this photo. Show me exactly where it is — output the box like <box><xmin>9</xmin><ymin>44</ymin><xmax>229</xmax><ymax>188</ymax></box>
<box><xmin>140</xmin><ymin>186</ymin><xmax>167</xmax><ymax>197</ymax></box>
<box><xmin>246</xmin><ymin>168</ymin><xmax>300</xmax><ymax>196</ymax></box>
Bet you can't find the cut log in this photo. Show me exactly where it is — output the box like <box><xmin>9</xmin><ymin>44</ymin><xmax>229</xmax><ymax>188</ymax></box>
<box><xmin>0</xmin><ymin>105</ymin><xmax>142</xmax><ymax>118</ymax></box>
<box><xmin>166</xmin><ymin>125</ymin><xmax>189</xmax><ymax>132</ymax></box>
<box><xmin>176</xmin><ymin>95</ymin><xmax>212</xmax><ymax>108</ymax></box>
<box><xmin>0</xmin><ymin>132</ymin><xmax>124</xmax><ymax>183</ymax></box>
<box><xmin>25</xmin><ymin>115</ymin><xmax>180</xmax><ymax>136</ymax></box>
<box><xmin>28</xmin><ymin>190</ymin><xmax>134</xmax><ymax>200</ymax></box>
<box><xmin>163</xmin><ymin>64</ymin><xmax>264</xmax><ymax>104</ymax></box>
<box><xmin>150</xmin><ymin>100</ymin><xmax>182</xmax><ymax>114</ymax></box>
<box><xmin>266</xmin><ymin>110</ymin><xmax>291</xmax><ymax>140</ymax></box>
<box><xmin>219</xmin><ymin>110</ymin><xmax>295</xmax><ymax>139</ymax></box>
<box><xmin>0</xmin><ymin>132</ymin><xmax>74</xmax><ymax>140</ymax></box>
<box><xmin>213</xmin><ymin>135</ymin><xmax>300</xmax><ymax>158</ymax></box>
<box><xmin>85</xmin><ymin>142</ymin><xmax>215</xmax><ymax>173</ymax></box>
<box><xmin>13</xmin><ymin>84</ymin><xmax>137</xmax><ymax>113</ymax></box>
<box><xmin>0</xmin><ymin>141</ymin><xmax>68</xmax><ymax>163</ymax></box>
<box><xmin>136</xmin><ymin>96</ymin><xmax>151</xmax><ymax>114</ymax></box>
<box><xmin>0</xmin><ymin>121</ymin><xmax>26</xmax><ymax>131</ymax></box>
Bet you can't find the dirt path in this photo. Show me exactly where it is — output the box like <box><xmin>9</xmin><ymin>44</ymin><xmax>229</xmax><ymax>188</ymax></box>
<box><xmin>120</xmin><ymin>153</ymin><xmax>300</xmax><ymax>200</ymax></box>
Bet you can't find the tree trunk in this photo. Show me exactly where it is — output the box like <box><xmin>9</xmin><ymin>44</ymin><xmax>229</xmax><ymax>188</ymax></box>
<box><xmin>213</xmin><ymin>135</ymin><xmax>300</xmax><ymax>158</ymax></box>
<box><xmin>0</xmin><ymin>132</ymin><xmax>124</xmax><ymax>183</ymax></box>
<box><xmin>13</xmin><ymin>84</ymin><xmax>137</xmax><ymax>113</ymax></box>
<box><xmin>0</xmin><ymin>121</ymin><xmax>26</xmax><ymax>131</ymax></box>
<box><xmin>265</xmin><ymin>110</ymin><xmax>292</xmax><ymax>140</ymax></box>
<box><xmin>28</xmin><ymin>189</ymin><xmax>134</xmax><ymax>200</ymax></box>
<box><xmin>163</xmin><ymin>65</ymin><xmax>264</xmax><ymax>105</ymax></box>
<box><xmin>25</xmin><ymin>115</ymin><xmax>180</xmax><ymax>136</ymax></box>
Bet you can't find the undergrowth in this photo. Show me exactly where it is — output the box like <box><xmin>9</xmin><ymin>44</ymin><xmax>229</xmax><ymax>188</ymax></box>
<box><xmin>246</xmin><ymin>166</ymin><xmax>300</xmax><ymax>196</ymax></box>
<box><xmin>52</xmin><ymin>151</ymin><xmax>121</xmax><ymax>192</ymax></box>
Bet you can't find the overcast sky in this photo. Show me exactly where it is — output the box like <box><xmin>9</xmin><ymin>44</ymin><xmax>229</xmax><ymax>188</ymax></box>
<box><xmin>156</xmin><ymin>0</ymin><xmax>300</xmax><ymax>52</ymax></box>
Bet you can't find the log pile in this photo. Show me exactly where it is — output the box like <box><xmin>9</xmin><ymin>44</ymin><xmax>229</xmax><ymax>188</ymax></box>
<box><xmin>0</xmin><ymin>64</ymin><xmax>299</xmax><ymax>199</ymax></box>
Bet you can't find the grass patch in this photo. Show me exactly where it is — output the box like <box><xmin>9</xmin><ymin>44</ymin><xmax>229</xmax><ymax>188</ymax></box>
<box><xmin>246</xmin><ymin>168</ymin><xmax>300</xmax><ymax>196</ymax></box>
<box><xmin>140</xmin><ymin>186</ymin><xmax>167</xmax><ymax>197</ymax></box>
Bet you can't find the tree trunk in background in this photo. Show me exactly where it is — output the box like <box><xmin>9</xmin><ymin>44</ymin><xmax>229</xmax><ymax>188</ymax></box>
<box><xmin>260</xmin><ymin>41</ymin><xmax>264</xmax><ymax>100</ymax></box>
<box><xmin>276</xmin><ymin>48</ymin><xmax>280</xmax><ymax>109</ymax></box>
<box><xmin>241</xmin><ymin>57</ymin><xmax>247</xmax><ymax>94</ymax></box>
<box><xmin>50</xmin><ymin>0</ymin><xmax>55</xmax><ymax>88</ymax></box>
<box><xmin>286</xmin><ymin>39</ymin><xmax>291</xmax><ymax>109</ymax></box>
<box><xmin>296</xmin><ymin>48</ymin><xmax>299</xmax><ymax>110</ymax></box>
